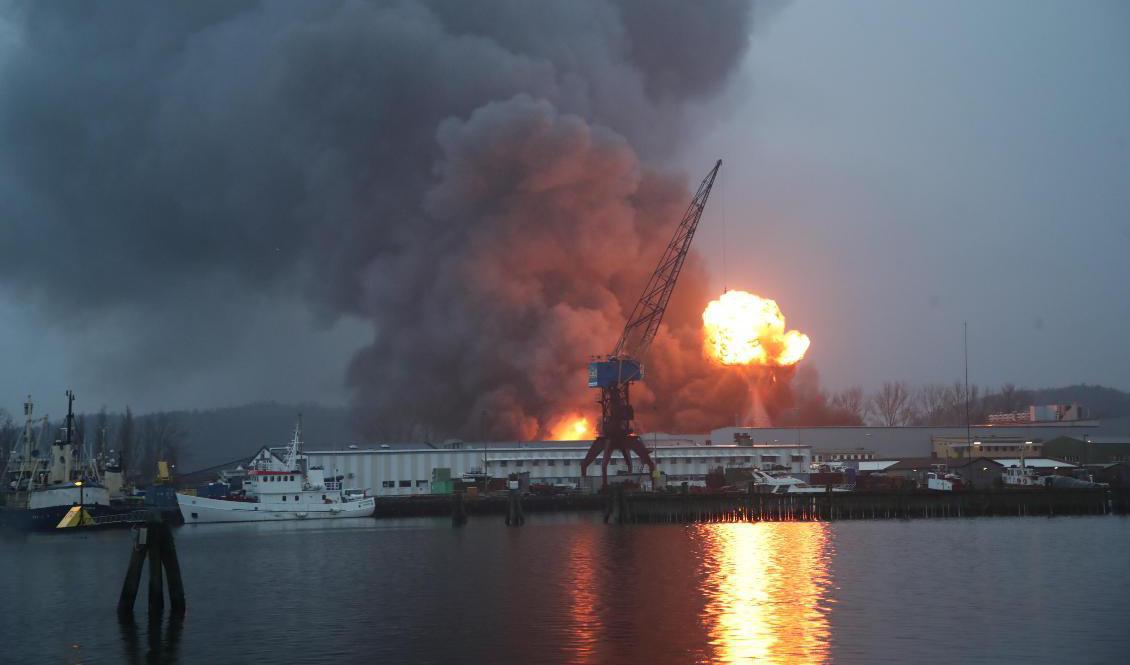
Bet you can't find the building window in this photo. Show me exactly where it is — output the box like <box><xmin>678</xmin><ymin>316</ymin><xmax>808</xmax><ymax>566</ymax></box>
<box><xmin>547</xmin><ymin>460</ymin><xmax>556</xmax><ymax>466</ymax></box>
<box><xmin>532</xmin><ymin>460</ymin><xmax>541</xmax><ymax>466</ymax></box>
<box><xmin>382</xmin><ymin>481</ymin><xmax>395</xmax><ymax>489</ymax></box>
<box><xmin>416</xmin><ymin>480</ymin><xmax>427</xmax><ymax>487</ymax></box>
<box><xmin>295</xmin><ymin>496</ymin><xmax>299</xmax><ymax>501</ymax></box>
<box><xmin>499</xmin><ymin>461</ymin><xmax>508</xmax><ymax>467</ymax></box>
<box><xmin>398</xmin><ymin>480</ymin><xmax>411</xmax><ymax>488</ymax></box>
<box><xmin>283</xmin><ymin>495</ymin><xmax>287</xmax><ymax>501</ymax></box>
<box><xmin>516</xmin><ymin>461</ymin><xmax>524</xmax><ymax>467</ymax></box>
<box><xmin>563</xmin><ymin>460</ymin><xmax>572</xmax><ymax>466</ymax></box>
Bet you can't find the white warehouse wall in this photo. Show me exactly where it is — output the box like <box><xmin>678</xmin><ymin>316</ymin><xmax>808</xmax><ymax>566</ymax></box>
<box><xmin>306</xmin><ymin>443</ymin><xmax>811</xmax><ymax>497</ymax></box>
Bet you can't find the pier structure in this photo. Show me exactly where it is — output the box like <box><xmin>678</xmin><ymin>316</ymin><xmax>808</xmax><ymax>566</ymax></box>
<box><xmin>372</xmin><ymin>486</ymin><xmax>1129</xmax><ymax>523</ymax></box>
<box><xmin>606</xmin><ymin>486</ymin><xmax>1127</xmax><ymax>524</ymax></box>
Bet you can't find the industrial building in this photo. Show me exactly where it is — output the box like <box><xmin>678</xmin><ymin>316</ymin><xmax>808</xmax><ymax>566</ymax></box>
<box><xmin>986</xmin><ymin>403</ymin><xmax>1089</xmax><ymax>424</ymax></box>
<box><xmin>294</xmin><ymin>421</ymin><xmax>1123</xmax><ymax>497</ymax></box>
<box><xmin>1042</xmin><ymin>436</ymin><xmax>1130</xmax><ymax>465</ymax></box>
<box><xmin>812</xmin><ymin>448</ymin><xmax>876</xmax><ymax>464</ymax></box>
<box><xmin>933</xmin><ymin>436</ymin><xmax>1045</xmax><ymax>459</ymax></box>
<box><xmin>862</xmin><ymin>457</ymin><xmax>1078</xmax><ymax>489</ymax></box>
<box><xmin>710</xmin><ymin>423</ymin><xmax>1100</xmax><ymax>459</ymax></box>
<box><xmin>305</xmin><ymin>439</ymin><xmax>812</xmax><ymax>497</ymax></box>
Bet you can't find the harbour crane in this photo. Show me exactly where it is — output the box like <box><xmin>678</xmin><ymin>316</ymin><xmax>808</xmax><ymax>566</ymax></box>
<box><xmin>580</xmin><ymin>159</ymin><xmax>722</xmax><ymax>488</ymax></box>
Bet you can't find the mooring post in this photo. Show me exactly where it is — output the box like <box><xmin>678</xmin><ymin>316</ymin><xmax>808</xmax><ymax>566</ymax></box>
<box><xmin>147</xmin><ymin>515</ymin><xmax>165</xmax><ymax>615</ymax></box>
<box><xmin>505</xmin><ymin>488</ymin><xmax>525</xmax><ymax>526</ymax></box>
<box><xmin>451</xmin><ymin>492</ymin><xmax>467</xmax><ymax>526</ymax></box>
<box><xmin>117</xmin><ymin>525</ymin><xmax>148</xmax><ymax>615</ymax></box>
<box><xmin>158</xmin><ymin>520</ymin><xmax>186</xmax><ymax>613</ymax></box>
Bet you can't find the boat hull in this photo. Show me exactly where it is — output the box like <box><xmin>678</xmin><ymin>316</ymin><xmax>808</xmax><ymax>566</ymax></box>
<box><xmin>177</xmin><ymin>493</ymin><xmax>376</xmax><ymax>524</ymax></box>
<box><xmin>0</xmin><ymin>503</ymin><xmax>136</xmax><ymax>532</ymax></box>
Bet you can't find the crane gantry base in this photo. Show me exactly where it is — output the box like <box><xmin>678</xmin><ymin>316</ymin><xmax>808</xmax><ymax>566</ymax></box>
<box><xmin>579</xmin><ymin>435</ymin><xmax>657</xmax><ymax>490</ymax></box>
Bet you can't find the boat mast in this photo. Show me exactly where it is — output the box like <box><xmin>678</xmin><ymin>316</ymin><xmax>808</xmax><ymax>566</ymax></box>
<box><xmin>284</xmin><ymin>415</ymin><xmax>303</xmax><ymax>471</ymax></box>
<box><xmin>65</xmin><ymin>390</ymin><xmax>83</xmax><ymax>509</ymax></box>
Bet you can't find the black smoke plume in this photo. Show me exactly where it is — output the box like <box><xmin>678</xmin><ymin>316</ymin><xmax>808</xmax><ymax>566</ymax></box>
<box><xmin>0</xmin><ymin>1</ymin><xmax>767</xmax><ymax>440</ymax></box>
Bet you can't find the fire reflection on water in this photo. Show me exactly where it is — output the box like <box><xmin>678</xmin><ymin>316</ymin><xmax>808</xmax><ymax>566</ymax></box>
<box><xmin>565</xmin><ymin>527</ymin><xmax>601</xmax><ymax>664</ymax></box>
<box><xmin>697</xmin><ymin>522</ymin><xmax>833</xmax><ymax>664</ymax></box>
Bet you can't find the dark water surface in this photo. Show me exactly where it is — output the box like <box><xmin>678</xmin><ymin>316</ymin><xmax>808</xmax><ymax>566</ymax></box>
<box><xmin>2</xmin><ymin>515</ymin><xmax>1128</xmax><ymax>664</ymax></box>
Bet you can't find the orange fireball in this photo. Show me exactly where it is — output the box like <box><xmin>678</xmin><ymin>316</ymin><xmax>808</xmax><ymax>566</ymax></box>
<box><xmin>703</xmin><ymin>290</ymin><xmax>810</xmax><ymax>366</ymax></box>
<box><xmin>549</xmin><ymin>416</ymin><xmax>592</xmax><ymax>441</ymax></box>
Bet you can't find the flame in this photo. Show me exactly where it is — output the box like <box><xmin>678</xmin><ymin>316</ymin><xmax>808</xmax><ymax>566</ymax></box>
<box><xmin>550</xmin><ymin>415</ymin><xmax>592</xmax><ymax>441</ymax></box>
<box><xmin>703</xmin><ymin>290</ymin><xmax>810</xmax><ymax>367</ymax></box>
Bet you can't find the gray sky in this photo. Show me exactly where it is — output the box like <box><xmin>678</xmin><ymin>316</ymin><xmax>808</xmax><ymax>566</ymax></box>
<box><xmin>687</xmin><ymin>0</ymin><xmax>1130</xmax><ymax>394</ymax></box>
<box><xmin>1</xmin><ymin>0</ymin><xmax>1127</xmax><ymax>419</ymax></box>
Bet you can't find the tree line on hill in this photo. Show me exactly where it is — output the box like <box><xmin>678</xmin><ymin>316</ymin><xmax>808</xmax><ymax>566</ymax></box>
<box><xmin>2</xmin><ymin>383</ymin><xmax>1127</xmax><ymax>478</ymax></box>
<box><xmin>0</xmin><ymin>406</ymin><xmax>186</xmax><ymax>485</ymax></box>
<box><xmin>776</xmin><ymin>368</ymin><xmax>1130</xmax><ymax>427</ymax></box>
<box><xmin>0</xmin><ymin>401</ymin><xmax>353</xmax><ymax>478</ymax></box>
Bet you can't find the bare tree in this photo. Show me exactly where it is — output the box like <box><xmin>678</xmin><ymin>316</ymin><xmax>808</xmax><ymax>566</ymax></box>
<box><xmin>830</xmin><ymin>387</ymin><xmax>867</xmax><ymax>424</ymax></box>
<box><xmin>868</xmin><ymin>381</ymin><xmax>915</xmax><ymax>426</ymax></box>
<box><xmin>137</xmin><ymin>412</ymin><xmax>188</xmax><ymax>480</ymax></box>
<box><xmin>0</xmin><ymin>410</ymin><xmax>18</xmax><ymax>468</ymax></box>
<box><xmin>118</xmin><ymin>406</ymin><xmax>136</xmax><ymax>480</ymax></box>
<box><xmin>915</xmin><ymin>383</ymin><xmax>959</xmax><ymax>425</ymax></box>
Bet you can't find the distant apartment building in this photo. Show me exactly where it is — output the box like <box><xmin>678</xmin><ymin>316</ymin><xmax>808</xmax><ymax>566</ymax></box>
<box><xmin>933</xmin><ymin>436</ymin><xmax>1043</xmax><ymax>460</ymax></box>
<box><xmin>986</xmin><ymin>403</ymin><xmax>1089</xmax><ymax>425</ymax></box>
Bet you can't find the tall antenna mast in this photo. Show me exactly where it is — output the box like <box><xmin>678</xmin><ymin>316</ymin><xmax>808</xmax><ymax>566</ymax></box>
<box><xmin>964</xmin><ymin>323</ymin><xmax>971</xmax><ymax>464</ymax></box>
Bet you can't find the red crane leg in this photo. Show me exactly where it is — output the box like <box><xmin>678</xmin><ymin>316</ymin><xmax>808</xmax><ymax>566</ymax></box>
<box><xmin>626</xmin><ymin>436</ymin><xmax>657</xmax><ymax>474</ymax></box>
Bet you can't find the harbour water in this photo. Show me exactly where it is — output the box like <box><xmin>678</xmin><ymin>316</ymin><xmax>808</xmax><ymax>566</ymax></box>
<box><xmin>2</xmin><ymin>515</ymin><xmax>1128</xmax><ymax>664</ymax></box>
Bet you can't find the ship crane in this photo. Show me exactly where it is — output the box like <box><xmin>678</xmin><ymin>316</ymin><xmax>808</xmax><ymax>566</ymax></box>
<box><xmin>580</xmin><ymin>159</ymin><xmax>721</xmax><ymax>488</ymax></box>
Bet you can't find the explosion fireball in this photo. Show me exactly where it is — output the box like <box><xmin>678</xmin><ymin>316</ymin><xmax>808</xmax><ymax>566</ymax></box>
<box><xmin>549</xmin><ymin>416</ymin><xmax>593</xmax><ymax>441</ymax></box>
<box><xmin>702</xmin><ymin>290</ymin><xmax>811</xmax><ymax>367</ymax></box>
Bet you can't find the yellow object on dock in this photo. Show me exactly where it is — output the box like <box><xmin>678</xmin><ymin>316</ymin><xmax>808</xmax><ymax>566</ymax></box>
<box><xmin>56</xmin><ymin>505</ymin><xmax>95</xmax><ymax>528</ymax></box>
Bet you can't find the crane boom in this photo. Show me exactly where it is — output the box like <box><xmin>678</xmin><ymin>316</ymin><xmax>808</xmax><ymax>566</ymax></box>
<box><xmin>581</xmin><ymin>160</ymin><xmax>721</xmax><ymax>489</ymax></box>
<box><xmin>612</xmin><ymin>159</ymin><xmax>722</xmax><ymax>360</ymax></box>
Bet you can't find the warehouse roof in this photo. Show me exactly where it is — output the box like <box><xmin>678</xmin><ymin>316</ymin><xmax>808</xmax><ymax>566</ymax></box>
<box><xmin>995</xmin><ymin>458</ymin><xmax>1076</xmax><ymax>468</ymax></box>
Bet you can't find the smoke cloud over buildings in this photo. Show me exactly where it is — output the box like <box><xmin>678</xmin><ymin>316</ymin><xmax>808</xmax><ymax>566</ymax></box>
<box><xmin>0</xmin><ymin>1</ymin><xmax>779</xmax><ymax>439</ymax></box>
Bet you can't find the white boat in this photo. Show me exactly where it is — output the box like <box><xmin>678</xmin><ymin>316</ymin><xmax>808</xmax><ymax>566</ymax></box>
<box><xmin>178</xmin><ymin>420</ymin><xmax>375</xmax><ymax>524</ymax></box>
<box><xmin>926</xmin><ymin>464</ymin><xmax>964</xmax><ymax>491</ymax></box>
<box><xmin>1002</xmin><ymin>465</ymin><xmax>1045</xmax><ymax>489</ymax></box>
<box><xmin>751</xmin><ymin>469</ymin><xmax>851</xmax><ymax>494</ymax></box>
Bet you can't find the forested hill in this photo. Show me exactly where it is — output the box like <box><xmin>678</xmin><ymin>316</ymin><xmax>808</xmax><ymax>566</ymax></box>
<box><xmin>5</xmin><ymin>385</ymin><xmax>1128</xmax><ymax>476</ymax></box>
<box><xmin>1029</xmin><ymin>385</ymin><xmax>1130</xmax><ymax>419</ymax></box>
<box><xmin>0</xmin><ymin>402</ymin><xmax>353</xmax><ymax>474</ymax></box>
<box><xmin>169</xmin><ymin>402</ymin><xmax>354</xmax><ymax>470</ymax></box>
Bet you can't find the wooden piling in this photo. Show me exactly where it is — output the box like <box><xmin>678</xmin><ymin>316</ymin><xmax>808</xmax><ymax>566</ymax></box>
<box><xmin>451</xmin><ymin>492</ymin><xmax>468</xmax><ymax>526</ymax></box>
<box><xmin>118</xmin><ymin>514</ymin><xmax>186</xmax><ymax>617</ymax></box>
<box><xmin>117</xmin><ymin>528</ymin><xmax>148</xmax><ymax>615</ymax></box>
<box><xmin>505</xmin><ymin>489</ymin><xmax>525</xmax><ymax>526</ymax></box>
<box><xmin>158</xmin><ymin>521</ymin><xmax>186</xmax><ymax>613</ymax></box>
<box><xmin>147</xmin><ymin>518</ymin><xmax>165</xmax><ymax>615</ymax></box>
